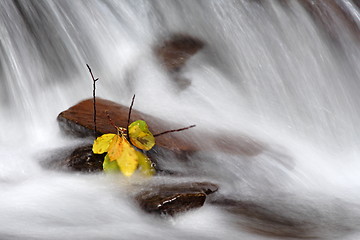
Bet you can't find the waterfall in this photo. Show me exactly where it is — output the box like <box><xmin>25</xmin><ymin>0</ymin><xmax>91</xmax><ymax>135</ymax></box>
<box><xmin>1</xmin><ymin>0</ymin><xmax>360</xmax><ymax>239</ymax></box>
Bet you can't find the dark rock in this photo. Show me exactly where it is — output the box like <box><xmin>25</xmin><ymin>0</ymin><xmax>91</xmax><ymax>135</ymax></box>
<box><xmin>57</xmin><ymin>98</ymin><xmax>264</xmax><ymax>157</ymax></box>
<box><xmin>135</xmin><ymin>182</ymin><xmax>218</xmax><ymax>216</ymax></box>
<box><xmin>64</xmin><ymin>145</ymin><xmax>104</xmax><ymax>172</ymax></box>
<box><xmin>44</xmin><ymin>145</ymin><xmax>104</xmax><ymax>172</ymax></box>
<box><xmin>155</xmin><ymin>33</ymin><xmax>204</xmax><ymax>72</ymax></box>
<box><xmin>140</xmin><ymin>192</ymin><xmax>207</xmax><ymax>216</ymax></box>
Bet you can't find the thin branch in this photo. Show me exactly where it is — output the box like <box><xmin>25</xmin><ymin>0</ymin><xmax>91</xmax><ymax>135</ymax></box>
<box><xmin>86</xmin><ymin>64</ymin><xmax>99</xmax><ymax>136</ymax></box>
<box><xmin>153</xmin><ymin>125</ymin><xmax>196</xmax><ymax>137</ymax></box>
<box><xmin>105</xmin><ymin>110</ymin><xmax>117</xmax><ymax>131</ymax></box>
<box><xmin>126</xmin><ymin>94</ymin><xmax>136</xmax><ymax>140</ymax></box>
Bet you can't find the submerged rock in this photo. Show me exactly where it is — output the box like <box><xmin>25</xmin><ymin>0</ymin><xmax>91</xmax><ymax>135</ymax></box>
<box><xmin>155</xmin><ymin>34</ymin><xmax>204</xmax><ymax>72</ymax></box>
<box><xmin>135</xmin><ymin>182</ymin><xmax>218</xmax><ymax>216</ymax></box>
<box><xmin>64</xmin><ymin>145</ymin><xmax>104</xmax><ymax>172</ymax></box>
<box><xmin>44</xmin><ymin>144</ymin><xmax>104</xmax><ymax>172</ymax></box>
<box><xmin>211</xmin><ymin>198</ymin><xmax>317</xmax><ymax>238</ymax></box>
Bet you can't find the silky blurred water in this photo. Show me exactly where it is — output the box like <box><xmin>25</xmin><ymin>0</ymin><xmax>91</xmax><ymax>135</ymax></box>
<box><xmin>1</xmin><ymin>0</ymin><xmax>360</xmax><ymax>239</ymax></box>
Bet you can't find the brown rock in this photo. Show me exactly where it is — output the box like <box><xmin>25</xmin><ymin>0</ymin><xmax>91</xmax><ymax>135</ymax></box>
<box><xmin>155</xmin><ymin>34</ymin><xmax>204</xmax><ymax>72</ymax></box>
<box><xmin>58</xmin><ymin>98</ymin><xmax>198</xmax><ymax>153</ymax></box>
<box><xmin>135</xmin><ymin>182</ymin><xmax>218</xmax><ymax>215</ymax></box>
<box><xmin>57</xmin><ymin>98</ymin><xmax>264</xmax><ymax>157</ymax></box>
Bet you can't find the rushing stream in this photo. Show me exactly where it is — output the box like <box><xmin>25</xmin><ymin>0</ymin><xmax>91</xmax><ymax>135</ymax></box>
<box><xmin>1</xmin><ymin>0</ymin><xmax>360</xmax><ymax>239</ymax></box>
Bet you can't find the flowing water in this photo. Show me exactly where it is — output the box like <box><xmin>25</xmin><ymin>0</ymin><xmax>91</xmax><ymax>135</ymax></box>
<box><xmin>1</xmin><ymin>0</ymin><xmax>360</xmax><ymax>239</ymax></box>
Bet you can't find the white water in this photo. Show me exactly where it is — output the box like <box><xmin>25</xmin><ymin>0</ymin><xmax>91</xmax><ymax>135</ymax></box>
<box><xmin>1</xmin><ymin>0</ymin><xmax>360</xmax><ymax>239</ymax></box>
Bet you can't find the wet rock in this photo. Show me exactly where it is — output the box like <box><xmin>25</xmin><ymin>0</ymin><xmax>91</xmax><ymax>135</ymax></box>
<box><xmin>64</xmin><ymin>145</ymin><xmax>104</xmax><ymax>172</ymax></box>
<box><xmin>58</xmin><ymin>98</ymin><xmax>264</xmax><ymax>157</ymax></box>
<box><xmin>45</xmin><ymin>145</ymin><xmax>105</xmax><ymax>172</ymax></box>
<box><xmin>211</xmin><ymin>198</ymin><xmax>316</xmax><ymax>238</ymax></box>
<box><xmin>135</xmin><ymin>182</ymin><xmax>218</xmax><ymax>216</ymax></box>
<box><xmin>58</xmin><ymin>98</ymin><xmax>198</xmax><ymax>153</ymax></box>
<box><xmin>155</xmin><ymin>33</ymin><xmax>204</xmax><ymax>72</ymax></box>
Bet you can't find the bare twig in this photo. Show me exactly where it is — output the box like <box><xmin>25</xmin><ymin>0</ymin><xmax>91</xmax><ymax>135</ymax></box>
<box><xmin>126</xmin><ymin>94</ymin><xmax>136</xmax><ymax>141</ymax></box>
<box><xmin>153</xmin><ymin>125</ymin><xmax>196</xmax><ymax>137</ymax></box>
<box><xmin>86</xmin><ymin>64</ymin><xmax>99</xmax><ymax>136</ymax></box>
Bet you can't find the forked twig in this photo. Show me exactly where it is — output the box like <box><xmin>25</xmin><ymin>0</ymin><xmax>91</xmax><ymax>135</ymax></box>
<box><xmin>127</xmin><ymin>94</ymin><xmax>136</xmax><ymax>141</ymax></box>
<box><xmin>86</xmin><ymin>64</ymin><xmax>99</xmax><ymax>136</ymax></box>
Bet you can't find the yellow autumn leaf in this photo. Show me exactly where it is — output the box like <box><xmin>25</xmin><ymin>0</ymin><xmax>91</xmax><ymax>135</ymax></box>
<box><xmin>93</xmin><ymin>133</ymin><xmax>117</xmax><ymax>154</ymax></box>
<box><xmin>136</xmin><ymin>151</ymin><xmax>156</xmax><ymax>176</ymax></box>
<box><xmin>128</xmin><ymin>120</ymin><xmax>155</xmax><ymax>151</ymax></box>
<box><xmin>103</xmin><ymin>153</ymin><xmax>120</xmax><ymax>172</ymax></box>
<box><xmin>107</xmin><ymin>134</ymin><xmax>123</xmax><ymax>161</ymax></box>
<box><xmin>115</xmin><ymin>137</ymin><xmax>139</xmax><ymax>177</ymax></box>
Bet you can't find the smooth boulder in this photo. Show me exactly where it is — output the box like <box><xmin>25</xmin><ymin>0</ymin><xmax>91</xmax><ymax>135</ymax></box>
<box><xmin>136</xmin><ymin>182</ymin><xmax>218</xmax><ymax>215</ymax></box>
